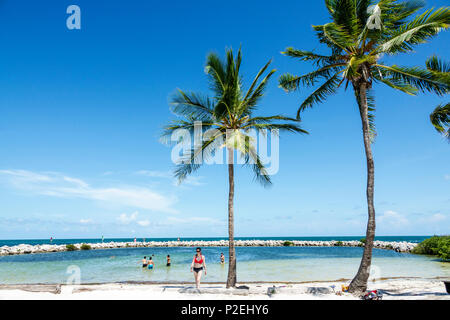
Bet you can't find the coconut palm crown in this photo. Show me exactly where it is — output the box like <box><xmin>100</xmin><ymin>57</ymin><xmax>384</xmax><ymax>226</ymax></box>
<box><xmin>162</xmin><ymin>47</ymin><xmax>307</xmax><ymax>288</ymax></box>
<box><xmin>279</xmin><ymin>0</ymin><xmax>449</xmax><ymax>293</ymax></box>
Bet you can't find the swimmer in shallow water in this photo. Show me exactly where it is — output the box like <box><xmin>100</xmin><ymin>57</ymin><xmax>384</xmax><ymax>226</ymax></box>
<box><xmin>166</xmin><ymin>255</ymin><xmax>171</xmax><ymax>267</ymax></box>
<box><xmin>147</xmin><ymin>257</ymin><xmax>154</xmax><ymax>269</ymax></box>
<box><xmin>140</xmin><ymin>256</ymin><xmax>148</xmax><ymax>268</ymax></box>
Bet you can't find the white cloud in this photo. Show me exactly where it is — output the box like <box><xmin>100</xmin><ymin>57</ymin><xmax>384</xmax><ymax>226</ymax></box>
<box><xmin>136</xmin><ymin>170</ymin><xmax>172</xmax><ymax>179</ymax></box>
<box><xmin>63</xmin><ymin>176</ymin><xmax>89</xmax><ymax>188</ymax></box>
<box><xmin>166</xmin><ymin>216</ymin><xmax>223</xmax><ymax>225</ymax></box>
<box><xmin>117</xmin><ymin>211</ymin><xmax>139</xmax><ymax>224</ymax></box>
<box><xmin>428</xmin><ymin>213</ymin><xmax>446</xmax><ymax>223</ymax></box>
<box><xmin>79</xmin><ymin>219</ymin><xmax>93</xmax><ymax>224</ymax></box>
<box><xmin>445</xmin><ymin>174</ymin><xmax>450</xmax><ymax>181</ymax></box>
<box><xmin>0</xmin><ymin>170</ymin><xmax>177</xmax><ymax>213</ymax></box>
<box><xmin>182</xmin><ymin>176</ymin><xmax>205</xmax><ymax>187</ymax></box>
<box><xmin>137</xmin><ymin>220</ymin><xmax>150</xmax><ymax>227</ymax></box>
<box><xmin>136</xmin><ymin>170</ymin><xmax>205</xmax><ymax>187</ymax></box>
<box><xmin>378</xmin><ymin>210</ymin><xmax>409</xmax><ymax>227</ymax></box>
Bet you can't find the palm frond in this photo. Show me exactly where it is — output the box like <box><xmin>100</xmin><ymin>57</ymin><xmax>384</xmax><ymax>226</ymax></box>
<box><xmin>240</xmin><ymin>60</ymin><xmax>276</xmax><ymax>115</ymax></box>
<box><xmin>161</xmin><ymin>119</ymin><xmax>217</xmax><ymax>144</ymax></box>
<box><xmin>244</xmin><ymin>123</ymin><xmax>309</xmax><ymax>134</ymax></box>
<box><xmin>313</xmin><ymin>23</ymin><xmax>355</xmax><ymax>54</ymax></box>
<box><xmin>171</xmin><ymin>90</ymin><xmax>215</xmax><ymax>119</ymax></box>
<box><xmin>430</xmin><ymin>102</ymin><xmax>450</xmax><ymax>141</ymax></box>
<box><xmin>425</xmin><ymin>56</ymin><xmax>450</xmax><ymax>86</ymax></box>
<box><xmin>378</xmin><ymin>7</ymin><xmax>450</xmax><ymax>54</ymax></box>
<box><xmin>240</xmin><ymin>137</ymin><xmax>272</xmax><ymax>187</ymax></box>
<box><xmin>281</xmin><ymin>48</ymin><xmax>338</xmax><ymax>66</ymax></box>
<box><xmin>279</xmin><ymin>63</ymin><xmax>345</xmax><ymax>92</ymax></box>
<box><xmin>426</xmin><ymin>55</ymin><xmax>450</xmax><ymax>73</ymax></box>
<box><xmin>375</xmin><ymin>64</ymin><xmax>450</xmax><ymax>95</ymax></box>
<box><xmin>297</xmin><ymin>72</ymin><xmax>342</xmax><ymax>118</ymax></box>
<box><xmin>333</xmin><ymin>0</ymin><xmax>360</xmax><ymax>37</ymax></box>
<box><xmin>174</xmin><ymin>129</ymin><xmax>226</xmax><ymax>183</ymax></box>
<box><xmin>205</xmin><ymin>53</ymin><xmax>226</xmax><ymax>95</ymax></box>
<box><xmin>372</xmin><ymin>66</ymin><xmax>419</xmax><ymax>95</ymax></box>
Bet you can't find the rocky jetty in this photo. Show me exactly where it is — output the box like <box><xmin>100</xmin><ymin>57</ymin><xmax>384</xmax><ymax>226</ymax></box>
<box><xmin>0</xmin><ymin>239</ymin><xmax>417</xmax><ymax>256</ymax></box>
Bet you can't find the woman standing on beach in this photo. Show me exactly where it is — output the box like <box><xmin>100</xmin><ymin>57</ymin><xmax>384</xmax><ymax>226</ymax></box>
<box><xmin>191</xmin><ymin>247</ymin><xmax>206</xmax><ymax>288</ymax></box>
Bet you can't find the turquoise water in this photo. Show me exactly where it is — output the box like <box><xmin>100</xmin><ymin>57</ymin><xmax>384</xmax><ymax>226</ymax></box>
<box><xmin>0</xmin><ymin>246</ymin><xmax>448</xmax><ymax>284</ymax></box>
<box><xmin>0</xmin><ymin>236</ymin><xmax>429</xmax><ymax>247</ymax></box>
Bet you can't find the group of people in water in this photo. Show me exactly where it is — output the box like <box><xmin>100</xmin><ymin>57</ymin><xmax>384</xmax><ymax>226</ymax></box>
<box><xmin>139</xmin><ymin>248</ymin><xmax>226</xmax><ymax>288</ymax></box>
<box><xmin>140</xmin><ymin>254</ymin><xmax>170</xmax><ymax>269</ymax></box>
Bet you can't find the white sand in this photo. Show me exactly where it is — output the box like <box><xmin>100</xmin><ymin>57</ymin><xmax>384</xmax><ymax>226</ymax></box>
<box><xmin>0</xmin><ymin>278</ymin><xmax>448</xmax><ymax>300</ymax></box>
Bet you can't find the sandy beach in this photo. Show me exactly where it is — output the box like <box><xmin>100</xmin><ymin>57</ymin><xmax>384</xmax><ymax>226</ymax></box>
<box><xmin>1</xmin><ymin>278</ymin><xmax>448</xmax><ymax>300</ymax></box>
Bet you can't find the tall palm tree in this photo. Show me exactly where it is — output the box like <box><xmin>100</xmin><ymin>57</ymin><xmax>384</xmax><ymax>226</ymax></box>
<box><xmin>279</xmin><ymin>0</ymin><xmax>449</xmax><ymax>293</ymax></box>
<box><xmin>426</xmin><ymin>56</ymin><xmax>450</xmax><ymax>141</ymax></box>
<box><xmin>162</xmin><ymin>48</ymin><xmax>307</xmax><ymax>288</ymax></box>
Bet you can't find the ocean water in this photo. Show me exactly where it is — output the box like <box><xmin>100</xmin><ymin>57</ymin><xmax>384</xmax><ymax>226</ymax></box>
<box><xmin>0</xmin><ymin>246</ymin><xmax>448</xmax><ymax>284</ymax></box>
<box><xmin>0</xmin><ymin>236</ymin><xmax>430</xmax><ymax>247</ymax></box>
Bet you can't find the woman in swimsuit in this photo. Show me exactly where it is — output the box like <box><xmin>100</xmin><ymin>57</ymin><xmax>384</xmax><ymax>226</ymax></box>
<box><xmin>166</xmin><ymin>255</ymin><xmax>171</xmax><ymax>267</ymax></box>
<box><xmin>191</xmin><ymin>247</ymin><xmax>206</xmax><ymax>288</ymax></box>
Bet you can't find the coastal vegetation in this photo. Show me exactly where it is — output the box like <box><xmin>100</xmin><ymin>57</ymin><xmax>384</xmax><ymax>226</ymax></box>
<box><xmin>80</xmin><ymin>244</ymin><xmax>92</xmax><ymax>250</ymax></box>
<box><xmin>279</xmin><ymin>0</ymin><xmax>450</xmax><ymax>293</ymax></box>
<box><xmin>283</xmin><ymin>241</ymin><xmax>294</xmax><ymax>246</ymax></box>
<box><xmin>412</xmin><ymin>236</ymin><xmax>450</xmax><ymax>261</ymax></box>
<box><xmin>66</xmin><ymin>244</ymin><xmax>77</xmax><ymax>251</ymax></box>
<box><xmin>162</xmin><ymin>48</ymin><xmax>307</xmax><ymax>288</ymax></box>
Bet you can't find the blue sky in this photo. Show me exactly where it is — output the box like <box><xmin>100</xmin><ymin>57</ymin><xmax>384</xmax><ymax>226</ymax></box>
<box><xmin>0</xmin><ymin>0</ymin><xmax>449</xmax><ymax>239</ymax></box>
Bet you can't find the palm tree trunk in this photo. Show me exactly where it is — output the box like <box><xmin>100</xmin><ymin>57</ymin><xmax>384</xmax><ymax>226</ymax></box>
<box><xmin>226</xmin><ymin>147</ymin><xmax>237</xmax><ymax>288</ymax></box>
<box><xmin>349</xmin><ymin>81</ymin><xmax>376</xmax><ymax>294</ymax></box>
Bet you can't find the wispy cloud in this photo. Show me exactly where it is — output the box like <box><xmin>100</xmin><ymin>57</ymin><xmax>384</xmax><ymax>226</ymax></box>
<box><xmin>378</xmin><ymin>210</ymin><xmax>409</xmax><ymax>227</ymax></box>
<box><xmin>136</xmin><ymin>170</ymin><xmax>172</xmax><ymax>179</ymax></box>
<box><xmin>137</xmin><ymin>220</ymin><xmax>150</xmax><ymax>227</ymax></box>
<box><xmin>166</xmin><ymin>216</ymin><xmax>224</xmax><ymax>225</ymax></box>
<box><xmin>0</xmin><ymin>169</ymin><xmax>178</xmax><ymax>213</ymax></box>
<box><xmin>117</xmin><ymin>211</ymin><xmax>139</xmax><ymax>224</ymax></box>
<box><xmin>136</xmin><ymin>170</ymin><xmax>205</xmax><ymax>187</ymax></box>
<box><xmin>426</xmin><ymin>213</ymin><xmax>447</xmax><ymax>223</ymax></box>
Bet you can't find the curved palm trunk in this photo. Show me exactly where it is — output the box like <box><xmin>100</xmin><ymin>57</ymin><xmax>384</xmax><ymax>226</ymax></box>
<box><xmin>226</xmin><ymin>148</ymin><xmax>237</xmax><ymax>288</ymax></box>
<box><xmin>349</xmin><ymin>81</ymin><xmax>376</xmax><ymax>294</ymax></box>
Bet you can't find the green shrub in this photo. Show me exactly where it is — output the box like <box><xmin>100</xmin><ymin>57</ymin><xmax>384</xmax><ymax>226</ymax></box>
<box><xmin>80</xmin><ymin>244</ymin><xmax>92</xmax><ymax>250</ymax></box>
<box><xmin>283</xmin><ymin>241</ymin><xmax>294</xmax><ymax>247</ymax></box>
<box><xmin>66</xmin><ymin>244</ymin><xmax>77</xmax><ymax>251</ymax></box>
<box><xmin>412</xmin><ymin>236</ymin><xmax>450</xmax><ymax>261</ymax></box>
<box><xmin>335</xmin><ymin>241</ymin><xmax>344</xmax><ymax>247</ymax></box>
<box><xmin>359</xmin><ymin>238</ymin><xmax>366</xmax><ymax>244</ymax></box>
<box><xmin>438</xmin><ymin>243</ymin><xmax>449</xmax><ymax>260</ymax></box>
